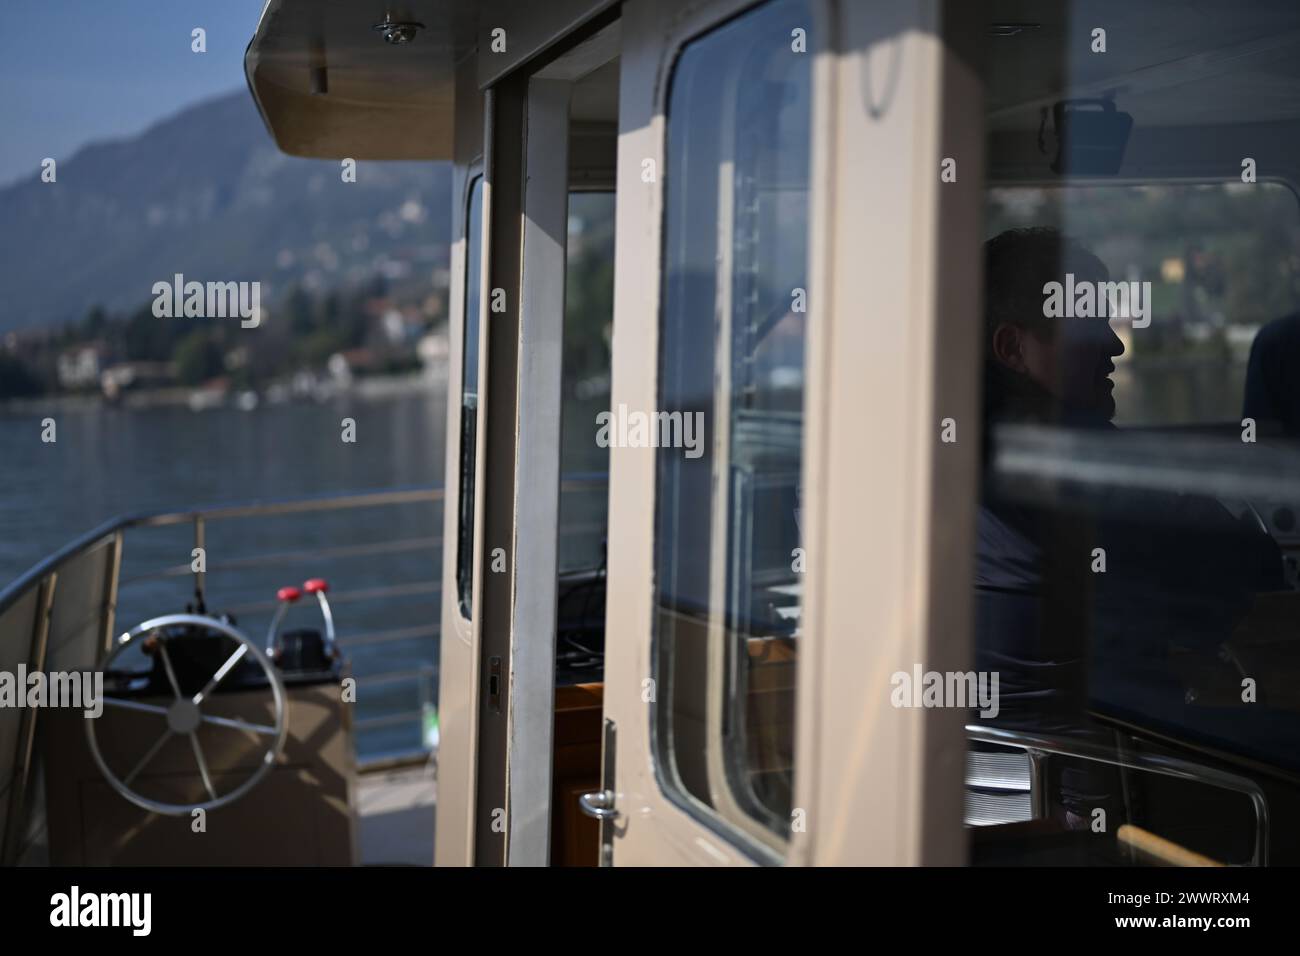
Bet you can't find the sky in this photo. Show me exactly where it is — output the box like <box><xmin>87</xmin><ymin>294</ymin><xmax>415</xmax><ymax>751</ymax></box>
<box><xmin>0</xmin><ymin>0</ymin><xmax>268</xmax><ymax>189</ymax></box>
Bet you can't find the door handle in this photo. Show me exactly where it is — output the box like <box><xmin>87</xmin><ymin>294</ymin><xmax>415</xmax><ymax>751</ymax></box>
<box><xmin>578</xmin><ymin>789</ymin><xmax>617</xmax><ymax>821</ymax></box>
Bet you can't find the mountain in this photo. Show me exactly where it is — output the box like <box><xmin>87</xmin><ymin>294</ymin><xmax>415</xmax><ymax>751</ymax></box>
<box><xmin>0</xmin><ymin>90</ymin><xmax>451</xmax><ymax>334</ymax></box>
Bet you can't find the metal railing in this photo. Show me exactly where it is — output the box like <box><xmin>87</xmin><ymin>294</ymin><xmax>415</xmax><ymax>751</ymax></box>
<box><xmin>0</xmin><ymin>486</ymin><xmax>444</xmax><ymax>620</ymax></box>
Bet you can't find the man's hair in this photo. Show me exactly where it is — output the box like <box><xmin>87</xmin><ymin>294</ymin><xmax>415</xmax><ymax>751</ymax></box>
<box><xmin>983</xmin><ymin>227</ymin><xmax>1108</xmax><ymax>358</ymax></box>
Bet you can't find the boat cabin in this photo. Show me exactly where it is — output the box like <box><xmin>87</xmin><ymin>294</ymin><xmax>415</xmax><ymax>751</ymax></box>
<box><xmin>3</xmin><ymin>0</ymin><xmax>1300</xmax><ymax>868</ymax></box>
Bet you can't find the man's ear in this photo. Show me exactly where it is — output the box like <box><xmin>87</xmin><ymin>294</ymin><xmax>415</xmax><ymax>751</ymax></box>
<box><xmin>990</xmin><ymin>323</ymin><xmax>1030</xmax><ymax>373</ymax></box>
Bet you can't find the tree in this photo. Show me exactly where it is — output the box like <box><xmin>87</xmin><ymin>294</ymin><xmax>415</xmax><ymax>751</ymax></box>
<box><xmin>0</xmin><ymin>353</ymin><xmax>44</xmax><ymax>398</ymax></box>
<box><xmin>174</xmin><ymin>332</ymin><xmax>225</xmax><ymax>385</ymax></box>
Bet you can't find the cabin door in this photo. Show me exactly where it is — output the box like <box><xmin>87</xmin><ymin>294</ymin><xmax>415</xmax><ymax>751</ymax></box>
<box><xmin>593</xmin><ymin>0</ymin><xmax>983</xmax><ymax>865</ymax></box>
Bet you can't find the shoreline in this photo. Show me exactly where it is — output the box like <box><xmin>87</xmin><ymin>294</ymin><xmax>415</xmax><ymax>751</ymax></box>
<box><xmin>0</xmin><ymin>364</ymin><xmax>448</xmax><ymax>418</ymax></box>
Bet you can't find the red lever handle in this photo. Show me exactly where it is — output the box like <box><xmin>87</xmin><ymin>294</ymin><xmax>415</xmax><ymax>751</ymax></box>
<box><xmin>303</xmin><ymin>578</ymin><xmax>329</xmax><ymax>594</ymax></box>
<box><xmin>277</xmin><ymin>586</ymin><xmax>302</xmax><ymax>603</ymax></box>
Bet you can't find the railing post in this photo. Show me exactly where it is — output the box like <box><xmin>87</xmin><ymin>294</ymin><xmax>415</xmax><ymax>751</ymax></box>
<box><xmin>193</xmin><ymin>515</ymin><xmax>206</xmax><ymax>611</ymax></box>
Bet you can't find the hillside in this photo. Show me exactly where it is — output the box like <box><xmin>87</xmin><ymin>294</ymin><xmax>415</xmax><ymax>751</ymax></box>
<box><xmin>0</xmin><ymin>90</ymin><xmax>451</xmax><ymax>333</ymax></box>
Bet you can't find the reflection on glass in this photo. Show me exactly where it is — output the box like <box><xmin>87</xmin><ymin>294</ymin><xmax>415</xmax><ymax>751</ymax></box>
<box><xmin>987</xmin><ymin>183</ymin><xmax>1300</xmax><ymax>427</ymax></box>
<box><xmin>654</xmin><ymin>0</ymin><xmax>811</xmax><ymax>846</ymax></box>
<box><xmin>971</xmin><ymin>0</ymin><xmax>1300</xmax><ymax>867</ymax></box>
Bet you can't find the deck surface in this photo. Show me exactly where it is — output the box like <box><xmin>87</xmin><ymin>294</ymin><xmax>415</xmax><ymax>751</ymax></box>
<box><xmin>357</xmin><ymin>760</ymin><xmax>437</xmax><ymax>866</ymax></box>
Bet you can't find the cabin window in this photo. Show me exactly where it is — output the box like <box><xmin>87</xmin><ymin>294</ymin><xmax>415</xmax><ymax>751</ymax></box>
<box><xmin>456</xmin><ymin>175</ymin><xmax>484</xmax><ymax>618</ymax></box>
<box><xmin>969</xmin><ymin>0</ymin><xmax>1300</xmax><ymax>866</ymax></box>
<box><xmin>652</xmin><ymin>0</ymin><xmax>811</xmax><ymax>848</ymax></box>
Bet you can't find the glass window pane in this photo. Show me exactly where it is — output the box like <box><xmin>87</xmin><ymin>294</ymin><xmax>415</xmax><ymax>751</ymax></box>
<box><xmin>972</xmin><ymin>0</ymin><xmax>1300</xmax><ymax>866</ymax></box>
<box><xmin>456</xmin><ymin>176</ymin><xmax>484</xmax><ymax>617</ymax></box>
<box><xmin>654</xmin><ymin>0</ymin><xmax>811</xmax><ymax>846</ymax></box>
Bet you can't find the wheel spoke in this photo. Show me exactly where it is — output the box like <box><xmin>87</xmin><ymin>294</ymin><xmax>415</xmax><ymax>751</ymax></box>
<box><xmin>192</xmin><ymin>644</ymin><xmax>248</xmax><ymax>705</ymax></box>
<box><xmin>124</xmin><ymin>729</ymin><xmax>172</xmax><ymax>786</ymax></box>
<box><xmin>156</xmin><ymin>640</ymin><xmax>184</xmax><ymax>700</ymax></box>
<box><xmin>199</xmin><ymin>712</ymin><xmax>278</xmax><ymax>736</ymax></box>
<box><xmin>189</xmin><ymin>733</ymin><xmax>218</xmax><ymax>801</ymax></box>
<box><xmin>102</xmin><ymin>697</ymin><xmax>170</xmax><ymax>717</ymax></box>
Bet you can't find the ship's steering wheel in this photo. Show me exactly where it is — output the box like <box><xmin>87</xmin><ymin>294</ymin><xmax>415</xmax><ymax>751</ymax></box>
<box><xmin>88</xmin><ymin>613</ymin><xmax>289</xmax><ymax>816</ymax></box>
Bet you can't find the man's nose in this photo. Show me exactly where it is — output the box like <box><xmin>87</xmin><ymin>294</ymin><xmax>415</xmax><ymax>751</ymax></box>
<box><xmin>1107</xmin><ymin>324</ymin><xmax>1126</xmax><ymax>358</ymax></box>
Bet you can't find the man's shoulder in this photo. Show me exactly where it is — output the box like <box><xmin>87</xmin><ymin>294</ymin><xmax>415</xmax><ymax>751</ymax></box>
<box><xmin>976</xmin><ymin>500</ymin><xmax>1043</xmax><ymax>591</ymax></box>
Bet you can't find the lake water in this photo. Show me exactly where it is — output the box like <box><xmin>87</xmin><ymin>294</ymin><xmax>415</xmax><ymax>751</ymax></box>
<box><xmin>0</xmin><ymin>381</ymin><xmax>447</xmax><ymax>759</ymax></box>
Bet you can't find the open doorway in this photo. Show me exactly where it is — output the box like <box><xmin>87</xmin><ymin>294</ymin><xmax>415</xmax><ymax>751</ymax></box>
<box><xmin>550</xmin><ymin>46</ymin><xmax>618</xmax><ymax>868</ymax></box>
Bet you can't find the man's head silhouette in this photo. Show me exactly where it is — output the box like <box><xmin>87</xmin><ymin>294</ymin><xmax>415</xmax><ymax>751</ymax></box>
<box><xmin>984</xmin><ymin>227</ymin><xmax>1125</xmax><ymax>421</ymax></box>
